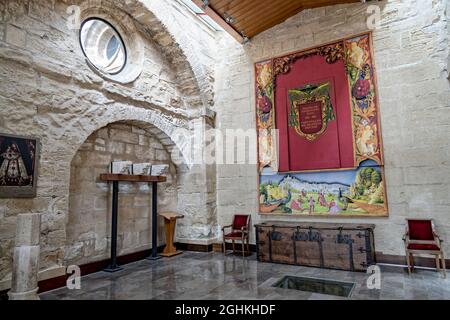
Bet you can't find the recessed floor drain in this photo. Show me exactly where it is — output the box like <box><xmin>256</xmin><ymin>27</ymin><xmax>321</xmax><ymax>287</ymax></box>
<box><xmin>272</xmin><ymin>275</ymin><xmax>355</xmax><ymax>297</ymax></box>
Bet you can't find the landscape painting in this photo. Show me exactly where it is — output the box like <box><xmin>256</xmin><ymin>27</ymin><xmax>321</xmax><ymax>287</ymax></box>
<box><xmin>259</xmin><ymin>160</ymin><xmax>387</xmax><ymax>216</ymax></box>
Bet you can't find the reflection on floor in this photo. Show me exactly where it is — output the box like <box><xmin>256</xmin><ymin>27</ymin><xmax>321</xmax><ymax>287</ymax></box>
<box><xmin>40</xmin><ymin>252</ymin><xmax>450</xmax><ymax>300</ymax></box>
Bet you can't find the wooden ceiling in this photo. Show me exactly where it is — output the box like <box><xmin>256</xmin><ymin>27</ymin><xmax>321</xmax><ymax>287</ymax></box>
<box><xmin>191</xmin><ymin>0</ymin><xmax>360</xmax><ymax>43</ymax></box>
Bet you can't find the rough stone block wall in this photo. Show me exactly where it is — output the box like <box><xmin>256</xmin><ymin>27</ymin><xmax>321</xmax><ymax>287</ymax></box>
<box><xmin>215</xmin><ymin>0</ymin><xmax>450</xmax><ymax>258</ymax></box>
<box><xmin>66</xmin><ymin>123</ymin><xmax>177</xmax><ymax>266</ymax></box>
<box><xmin>142</xmin><ymin>0</ymin><xmax>217</xmax><ymax>107</ymax></box>
<box><xmin>0</xmin><ymin>0</ymin><xmax>217</xmax><ymax>288</ymax></box>
<box><xmin>0</xmin><ymin>0</ymin><xmax>449</xmax><ymax>290</ymax></box>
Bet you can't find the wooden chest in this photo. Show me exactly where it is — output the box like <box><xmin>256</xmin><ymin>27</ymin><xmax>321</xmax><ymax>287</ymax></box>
<box><xmin>255</xmin><ymin>221</ymin><xmax>376</xmax><ymax>271</ymax></box>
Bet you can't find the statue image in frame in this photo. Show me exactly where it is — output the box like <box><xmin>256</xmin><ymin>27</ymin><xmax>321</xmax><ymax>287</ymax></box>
<box><xmin>0</xmin><ymin>133</ymin><xmax>40</xmax><ymax>198</ymax></box>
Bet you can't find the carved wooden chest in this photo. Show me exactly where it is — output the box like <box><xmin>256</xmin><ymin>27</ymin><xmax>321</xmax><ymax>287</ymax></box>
<box><xmin>255</xmin><ymin>221</ymin><xmax>376</xmax><ymax>271</ymax></box>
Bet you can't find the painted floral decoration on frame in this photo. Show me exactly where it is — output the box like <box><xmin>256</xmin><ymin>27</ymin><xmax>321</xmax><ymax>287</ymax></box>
<box><xmin>256</xmin><ymin>60</ymin><xmax>275</xmax><ymax>169</ymax></box>
<box><xmin>345</xmin><ymin>35</ymin><xmax>381</xmax><ymax>165</ymax></box>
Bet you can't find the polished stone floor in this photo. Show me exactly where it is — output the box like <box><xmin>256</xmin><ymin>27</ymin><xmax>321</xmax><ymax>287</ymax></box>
<box><xmin>40</xmin><ymin>252</ymin><xmax>450</xmax><ymax>300</ymax></box>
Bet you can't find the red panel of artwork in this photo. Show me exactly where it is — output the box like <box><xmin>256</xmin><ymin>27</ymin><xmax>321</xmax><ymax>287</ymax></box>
<box><xmin>276</xmin><ymin>54</ymin><xmax>354</xmax><ymax>171</ymax></box>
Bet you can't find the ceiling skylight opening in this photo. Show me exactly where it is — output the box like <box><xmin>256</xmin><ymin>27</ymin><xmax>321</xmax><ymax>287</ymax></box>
<box><xmin>177</xmin><ymin>0</ymin><xmax>224</xmax><ymax>32</ymax></box>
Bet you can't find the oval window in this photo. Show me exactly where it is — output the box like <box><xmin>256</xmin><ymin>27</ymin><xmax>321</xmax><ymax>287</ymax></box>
<box><xmin>79</xmin><ymin>18</ymin><xmax>127</xmax><ymax>74</ymax></box>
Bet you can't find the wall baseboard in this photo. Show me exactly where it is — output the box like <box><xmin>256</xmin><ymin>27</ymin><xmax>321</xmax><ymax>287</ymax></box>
<box><xmin>176</xmin><ymin>242</ymin><xmax>213</xmax><ymax>252</ymax></box>
<box><xmin>1</xmin><ymin>243</ymin><xmax>447</xmax><ymax>299</ymax></box>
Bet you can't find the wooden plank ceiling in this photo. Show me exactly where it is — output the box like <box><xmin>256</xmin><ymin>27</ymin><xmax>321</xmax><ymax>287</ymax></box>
<box><xmin>192</xmin><ymin>0</ymin><xmax>360</xmax><ymax>43</ymax></box>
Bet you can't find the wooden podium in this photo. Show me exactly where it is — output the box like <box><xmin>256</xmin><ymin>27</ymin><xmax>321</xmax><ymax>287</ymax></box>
<box><xmin>159</xmin><ymin>212</ymin><xmax>184</xmax><ymax>257</ymax></box>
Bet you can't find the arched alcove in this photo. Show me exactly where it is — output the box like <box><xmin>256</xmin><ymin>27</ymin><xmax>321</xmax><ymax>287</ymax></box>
<box><xmin>65</xmin><ymin>120</ymin><xmax>184</xmax><ymax>266</ymax></box>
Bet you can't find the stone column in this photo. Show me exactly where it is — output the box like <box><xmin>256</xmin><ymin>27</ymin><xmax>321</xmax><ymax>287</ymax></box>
<box><xmin>8</xmin><ymin>213</ymin><xmax>41</xmax><ymax>300</ymax></box>
<box><xmin>175</xmin><ymin>117</ymin><xmax>218</xmax><ymax>244</ymax></box>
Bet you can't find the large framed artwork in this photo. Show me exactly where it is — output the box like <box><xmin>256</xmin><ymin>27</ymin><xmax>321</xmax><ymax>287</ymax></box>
<box><xmin>255</xmin><ymin>32</ymin><xmax>388</xmax><ymax>217</ymax></box>
<box><xmin>0</xmin><ymin>133</ymin><xmax>40</xmax><ymax>198</ymax></box>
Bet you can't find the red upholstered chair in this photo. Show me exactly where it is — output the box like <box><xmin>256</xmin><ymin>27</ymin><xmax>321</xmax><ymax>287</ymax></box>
<box><xmin>403</xmin><ymin>219</ymin><xmax>446</xmax><ymax>277</ymax></box>
<box><xmin>222</xmin><ymin>214</ymin><xmax>250</xmax><ymax>257</ymax></box>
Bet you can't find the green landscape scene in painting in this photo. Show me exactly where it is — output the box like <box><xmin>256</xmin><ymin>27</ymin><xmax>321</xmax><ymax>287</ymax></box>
<box><xmin>259</xmin><ymin>160</ymin><xmax>386</xmax><ymax>216</ymax></box>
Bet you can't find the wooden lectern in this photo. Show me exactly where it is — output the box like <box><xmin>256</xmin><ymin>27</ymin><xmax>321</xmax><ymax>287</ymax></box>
<box><xmin>159</xmin><ymin>212</ymin><xmax>184</xmax><ymax>257</ymax></box>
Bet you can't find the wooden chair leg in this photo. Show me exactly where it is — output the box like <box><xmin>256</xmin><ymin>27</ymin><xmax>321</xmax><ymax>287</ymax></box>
<box><xmin>241</xmin><ymin>237</ymin><xmax>245</xmax><ymax>258</ymax></box>
<box><xmin>441</xmin><ymin>254</ymin><xmax>447</xmax><ymax>278</ymax></box>
<box><xmin>436</xmin><ymin>255</ymin><xmax>441</xmax><ymax>272</ymax></box>
<box><xmin>223</xmin><ymin>233</ymin><xmax>227</xmax><ymax>255</ymax></box>
<box><xmin>232</xmin><ymin>239</ymin><xmax>235</xmax><ymax>254</ymax></box>
<box><xmin>406</xmin><ymin>251</ymin><xmax>412</xmax><ymax>275</ymax></box>
<box><xmin>410</xmin><ymin>253</ymin><xmax>415</xmax><ymax>271</ymax></box>
<box><xmin>246</xmin><ymin>237</ymin><xmax>250</xmax><ymax>255</ymax></box>
<box><xmin>438</xmin><ymin>252</ymin><xmax>446</xmax><ymax>278</ymax></box>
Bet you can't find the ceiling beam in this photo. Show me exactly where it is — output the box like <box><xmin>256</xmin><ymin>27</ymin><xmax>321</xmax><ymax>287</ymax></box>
<box><xmin>191</xmin><ymin>0</ymin><xmax>244</xmax><ymax>44</ymax></box>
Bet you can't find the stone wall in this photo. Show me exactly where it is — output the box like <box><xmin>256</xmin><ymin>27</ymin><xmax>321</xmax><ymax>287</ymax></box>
<box><xmin>141</xmin><ymin>0</ymin><xmax>218</xmax><ymax>108</ymax></box>
<box><xmin>215</xmin><ymin>0</ymin><xmax>450</xmax><ymax>258</ymax></box>
<box><xmin>447</xmin><ymin>0</ymin><xmax>450</xmax><ymax>79</ymax></box>
<box><xmin>1</xmin><ymin>0</ymin><xmax>449</xmax><ymax>292</ymax></box>
<box><xmin>0</xmin><ymin>0</ymin><xmax>218</xmax><ymax>289</ymax></box>
<box><xmin>66</xmin><ymin>122</ymin><xmax>177</xmax><ymax>266</ymax></box>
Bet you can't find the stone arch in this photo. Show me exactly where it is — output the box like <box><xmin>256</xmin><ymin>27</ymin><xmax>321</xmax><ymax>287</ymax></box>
<box><xmin>63</xmin><ymin>104</ymin><xmax>190</xmax><ymax>169</ymax></box>
<box><xmin>65</xmin><ymin>118</ymin><xmax>185</xmax><ymax>265</ymax></box>
<box><xmin>35</xmin><ymin>107</ymin><xmax>193</xmax><ymax>268</ymax></box>
<box><xmin>75</xmin><ymin>0</ymin><xmax>214</xmax><ymax>110</ymax></box>
<box><xmin>138</xmin><ymin>0</ymin><xmax>216</xmax><ymax>107</ymax></box>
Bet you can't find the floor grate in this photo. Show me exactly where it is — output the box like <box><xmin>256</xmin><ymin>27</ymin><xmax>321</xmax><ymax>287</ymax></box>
<box><xmin>272</xmin><ymin>275</ymin><xmax>355</xmax><ymax>297</ymax></box>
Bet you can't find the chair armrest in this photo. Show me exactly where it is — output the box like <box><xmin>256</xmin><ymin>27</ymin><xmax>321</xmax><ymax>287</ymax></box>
<box><xmin>433</xmin><ymin>232</ymin><xmax>443</xmax><ymax>243</ymax></box>
<box><xmin>222</xmin><ymin>225</ymin><xmax>232</xmax><ymax>231</ymax></box>
<box><xmin>240</xmin><ymin>226</ymin><xmax>249</xmax><ymax>237</ymax></box>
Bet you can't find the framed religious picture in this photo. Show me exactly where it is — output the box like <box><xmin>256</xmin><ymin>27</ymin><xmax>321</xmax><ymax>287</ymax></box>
<box><xmin>0</xmin><ymin>133</ymin><xmax>40</xmax><ymax>198</ymax></box>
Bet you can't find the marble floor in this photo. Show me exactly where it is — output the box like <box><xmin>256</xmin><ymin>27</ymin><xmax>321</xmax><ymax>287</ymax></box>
<box><xmin>40</xmin><ymin>252</ymin><xmax>450</xmax><ymax>300</ymax></box>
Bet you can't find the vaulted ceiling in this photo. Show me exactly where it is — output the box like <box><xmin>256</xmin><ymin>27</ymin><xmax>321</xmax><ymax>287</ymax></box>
<box><xmin>191</xmin><ymin>0</ymin><xmax>361</xmax><ymax>43</ymax></box>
